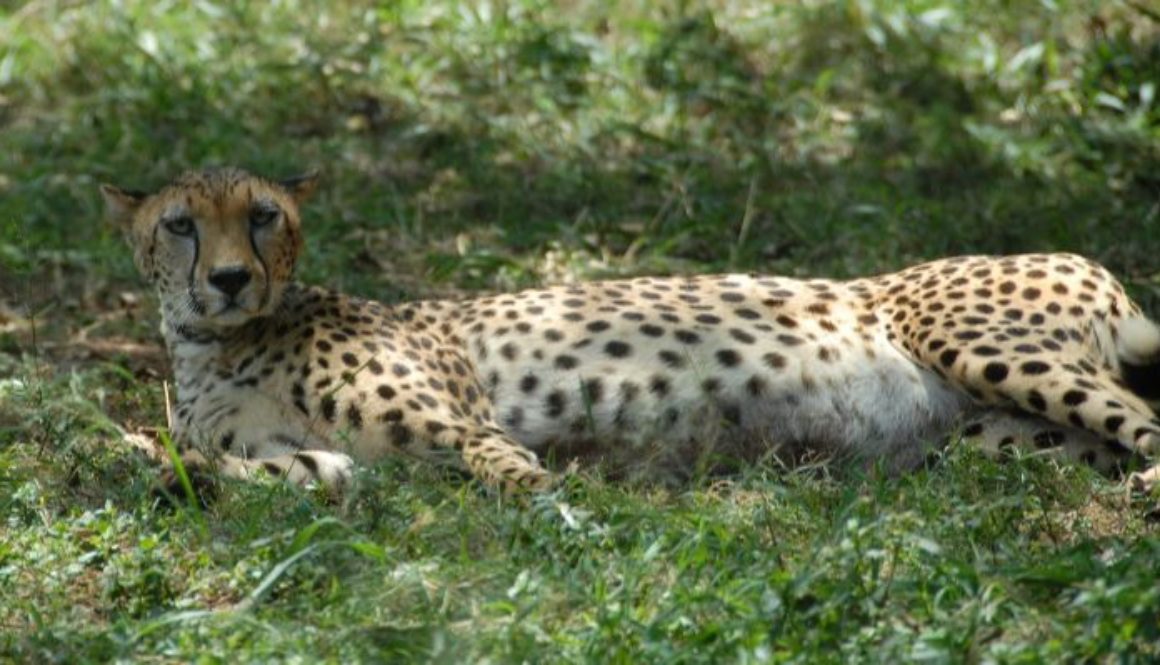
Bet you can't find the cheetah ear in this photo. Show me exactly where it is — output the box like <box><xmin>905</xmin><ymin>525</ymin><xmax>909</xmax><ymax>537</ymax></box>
<box><xmin>100</xmin><ymin>184</ymin><xmax>149</xmax><ymax>228</ymax></box>
<box><xmin>278</xmin><ymin>171</ymin><xmax>320</xmax><ymax>204</ymax></box>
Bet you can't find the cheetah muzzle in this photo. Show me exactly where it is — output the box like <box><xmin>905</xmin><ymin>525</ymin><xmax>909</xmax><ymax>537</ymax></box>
<box><xmin>102</xmin><ymin>167</ymin><xmax>1160</xmax><ymax>496</ymax></box>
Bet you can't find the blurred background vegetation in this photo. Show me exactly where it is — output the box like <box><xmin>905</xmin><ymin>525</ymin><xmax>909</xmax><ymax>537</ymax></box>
<box><xmin>2</xmin><ymin>0</ymin><xmax>1159</xmax><ymax>309</ymax></box>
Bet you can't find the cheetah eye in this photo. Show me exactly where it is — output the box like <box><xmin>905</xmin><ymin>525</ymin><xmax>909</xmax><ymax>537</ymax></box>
<box><xmin>249</xmin><ymin>204</ymin><xmax>280</xmax><ymax>229</ymax></box>
<box><xmin>163</xmin><ymin>215</ymin><xmax>196</xmax><ymax>237</ymax></box>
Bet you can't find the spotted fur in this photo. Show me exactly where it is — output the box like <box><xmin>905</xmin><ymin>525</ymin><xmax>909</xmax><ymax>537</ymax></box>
<box><xmin>102</xmin><ymin>168</ymin><xmax>1160</xmax><ymax>493</ymax></box>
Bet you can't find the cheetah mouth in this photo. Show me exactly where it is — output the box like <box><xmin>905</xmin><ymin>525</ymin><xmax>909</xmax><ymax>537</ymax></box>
<box><xmin>207</xmin><ymin>309</ymin><xmax>256</xmax><ymax>328</ymax></box>
<box><xmin>209</xmin><ymin>299</ymin><xmax>264</xmax><ymax>324</ymax></box>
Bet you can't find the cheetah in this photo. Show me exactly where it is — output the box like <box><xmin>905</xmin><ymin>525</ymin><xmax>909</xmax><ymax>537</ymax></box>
<box><xmin>100</xmin><ymin>167</ymin><xmax>1160</xmax><ymax>495</ymax></box>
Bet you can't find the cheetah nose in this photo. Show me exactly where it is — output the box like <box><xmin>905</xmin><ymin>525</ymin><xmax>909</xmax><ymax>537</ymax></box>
<box><xmin>208</xmin><ymin>266</ymin><xmax>252</xmax><ymax>298</ymax></box>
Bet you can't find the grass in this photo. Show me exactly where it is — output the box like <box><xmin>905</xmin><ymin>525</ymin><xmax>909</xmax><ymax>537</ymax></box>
<box><xmin>2</xmin><ymin>0</ymin><xmax>1160</xmax><ymax>661</ymax></box>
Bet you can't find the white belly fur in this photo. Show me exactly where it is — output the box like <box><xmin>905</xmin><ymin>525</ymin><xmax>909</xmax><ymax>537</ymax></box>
<box><xmin>485</xmin><ymin>328</ymin><xmax>972</xmax><ymax>472</ymax></box>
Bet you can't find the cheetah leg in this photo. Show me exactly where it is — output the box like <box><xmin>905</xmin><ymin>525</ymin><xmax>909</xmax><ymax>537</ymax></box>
<box><xmin>1002</xmin><ymin>375</ymin><xmax>1160</xmax><ymax>461</ymax></box>
<box><xmin>958</xmin><ymin>409</ymin><xmax>1134</xmax><ymax>475</ymax></box>
<box><xmin>929</xmin><ymin>357</ymin><xmax>1160</xmax><ymax>463</ymax></box>
<box><xmin>1129</xmin><ymin>465</ymin><xmax>1160</xmax><ymax>493</ymax></box>
<box><xmin>464</xmin><ymin>429</ymin><xmax>553</xmax><ymax>493</ymax></box>
<box><xmin>177</xmin><ymin>448</ymin><xmax>355</xmax><ymax>490</ymax></box>
<box><xmin>420</xmin><ymin>425</ymin><xmax>553</xmax><ymax>493</ymax></box>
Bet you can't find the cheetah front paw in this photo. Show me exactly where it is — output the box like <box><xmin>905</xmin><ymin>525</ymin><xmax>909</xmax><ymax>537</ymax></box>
<box><xmin>1128</xmin><ymin>465</ymin><xmax>1160</xmax><ymax>494</ymax></box>
<box><xmin>294</xmin><ymin>450</ymin><xmax>356</xmax><ymax>490</ymax></box>
<box><xmin>519</xmin><ymin>467</ymin><xmax>556</xmax><ymax>493</ymax></box>
<box><xmin>494</xmin><ymin>466</ymin><xmax>555</xmax><ymax>494</ymax></box>
<box><xmin>1137</xmin><ymin>432</ymin><xmax>1160</xmax><ymax>456</ymax></box>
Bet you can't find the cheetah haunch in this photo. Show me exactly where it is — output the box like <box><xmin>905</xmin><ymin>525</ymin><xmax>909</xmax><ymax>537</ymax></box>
<box><xmin>102</xmin><ymin>168</ymin><xmax>1160</xmax><ymax>494</ymax></box>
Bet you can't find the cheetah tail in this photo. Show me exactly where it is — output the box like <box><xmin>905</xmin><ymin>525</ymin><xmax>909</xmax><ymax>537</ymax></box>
<box><xmin>1117</xmin><ymin>317</ymin><xmax>1160</xmax><ymax>401</ymax></box>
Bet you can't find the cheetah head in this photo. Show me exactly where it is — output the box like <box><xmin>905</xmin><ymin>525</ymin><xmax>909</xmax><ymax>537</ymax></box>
<box><xmin>101</xmin><ymin>167</ymin><xmax>318</xmax><ymax>332</ymax></box>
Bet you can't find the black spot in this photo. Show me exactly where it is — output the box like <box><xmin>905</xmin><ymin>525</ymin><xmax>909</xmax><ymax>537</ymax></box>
<box><xmin>320</xmin><ymin>395</ymin><xmax>337</xmax><ymax>422</ymax></box>
<box><xmin>392</xmin><ymin>363</ymin><xmax>410</xmax><ymax>377</ymax></box>
<box><xmin>649</xmin><ymin>376</ymin><xmax>670</xmax><ymax>396</ymax></box>
<box><xmin>972</xmin><ymin>345</ymin><xmax>1002</xmax><ymax>356</ymax></box>
<box><xmin>776</xmin><ymin>334</ymin><xmax>803</xmax><ymax>346</ymax></box>
<box><xmin>346</xmin><ymin>403</ymin><xmax>364</xmax><ymax>429</ymax></box>
<box><xmin>583</xmin><ymin>378</ymin><xmax>604</xmax><ymax>403</ymax></box>
<box><xmin>746</xmin><ymin>375</ymin><xmax>766</xmax><ymax>395</ymax></box>
<box><xmin>695</xmin><ymin>314</ymin><xmax>722</xmax><ymax>325</ymax></box>
<box><xmin>425</xmin><ymin>421</ymin><xmax>447</xmax><ymax>435</ymax></box>
<box><xmin>716</xmin><ymin>349</ymin><xmax>742</xmax><ymax>367</ymax></box>
<box><xmin>702</xmin><ymin>378</ymin><xmax>720</xmax><ymax>393</ymax></box>
<box><xmin>587</xmin><ymin>320</ymin><xmax>611</xmax><ymax>332</ymax></box>
<box><xmin>389</xmin><ymin>424</ymin><xmax>412</xmax><ymax>446</ymax></box>
<box><xmin>1104</xmin><ymin>415</ymin><xmax>1124</xmax><ymax>433</ymax></box>
<box><xmin>293</xmin><ymin>453</ymin><xmax>319</xmax><ymax>474</ymax></box>
<box><xmin>1027</xmin><ymin>390</ymin><xmax>1047</xmax><ymax>412</ymax></box>
<box><xmin>640</xmin><ymin>324</ymin><xmax>664</xmax><ymax>337</ymax></box>
<box><xmin>555</xmin><ymin>354</ymin><xmax>579</xmax><ymax>370</ymax></box>
<box><xmin>659</xmin><ymin>350</ymin><xmax>686</xmax><ymax>369</ymax></box>
<box><xmin>500</xmin><ymin>342</ymin><xmax>518</xmax><ymax>360</ymax></box>
<box><xmin>1062</xmin><ymin>390</ymin><xmax>1087</xmax><ymax>406</ymax></box>
<box><xmin>367</xmin><ymin>359</ymin><xmax>384</xmax><ymax>375</ymax></box>
<box><xmin>219</xmin><ymin>431</ymin><xmax>235</xmax><ymax>451</ymax></box>
<box><xmin>939</xmin><ymin>349</ymin><xmax>960</xmax><ymax>367</ymax></box>
<box><xmin>605</xmin><ymin>341</ymin><xmax>632</xmax><ymax>358</ymax></box>
<box><xmin>983</xmin><ymin>362</ymin><xmax>1009</xmax><ymax>383</ymax></box>
<box><xmin>675</xmin><ymin>330</ymin><xmax>701</xmax><ymax>344</ymax></box>
<box><xmin>1020</xmin><ymin>361</ymin><xmax>1050</xmax><ymax>375</ymax></box>
<box><xmin>729</xmin><ymin>329</ymin><xmax>756</xmax><ymax>344</ymax></box>
<box><xmin>505</xmin><ymin>406</ymin><xmax>525</xmax><ymax>429</ymax></box>
<box><xmin>341</xmin><ymin>352</ymin><xmax>359</xmax><ymax>368</ymax></box>
<box><xmin>546</xmin><ymin>391</ymin><xmax>566</xmax><ymax>418</ymax></box>
<box><xmin>520</xmin><ymin>375</ymin><xmax>539</xmax><ymax>393</ymax></box>
<box><xmin>544</xmin><ymin>329</ymin><xmax>564</xmax><ymax>342</ymax></box>
<box><xmin>763</xmin><ymin>352</ymin><xmax>787</xmax><ymax>369</ymax></box>
<box><xmin>1033</xmin><ymin>431</ymin><xmax>1064</xmax><ymax>449</ymax></box>
<box><xmin>377</xmin><ymin>384</ymin><xmax>397</xmax><ymax>400</ymax></box>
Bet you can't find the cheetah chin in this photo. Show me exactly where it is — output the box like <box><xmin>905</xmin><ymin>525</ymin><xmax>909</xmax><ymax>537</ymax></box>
<box><xmin>102</xmin><ymin>167</ymin><xmax>1160</xmax><ymax>496</ymax></box>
